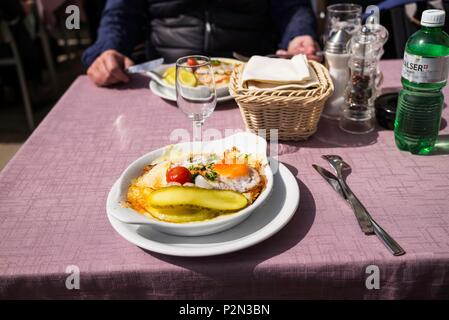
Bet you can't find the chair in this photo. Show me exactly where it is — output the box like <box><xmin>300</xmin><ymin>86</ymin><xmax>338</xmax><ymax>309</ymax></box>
<box><xmin>0</xmin><ymin>2</ymin><xmax>59</xmax><ymax>132</ymax></box>
<box><xmin>0</xmin><ymin>21</ymin><xmax>34</xmax><ymax>131</ymax></box>
<box><xmin>35</xmin><ymin>6</ymin><xmax>58</xmax><ymax>92</ymax></box>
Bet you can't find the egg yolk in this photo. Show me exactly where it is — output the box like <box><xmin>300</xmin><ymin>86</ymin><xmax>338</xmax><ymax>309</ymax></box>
<box><xmin>213</xmin><ymin>164</ymin><xmax>249</xmax><ymax>178</ymax></box>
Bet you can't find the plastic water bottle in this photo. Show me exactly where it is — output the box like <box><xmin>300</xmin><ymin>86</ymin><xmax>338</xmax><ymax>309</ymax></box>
<box><xmin>394</xmin><ymin>10</ymin><xmax>449</xmax><ymax>155</ymax></box>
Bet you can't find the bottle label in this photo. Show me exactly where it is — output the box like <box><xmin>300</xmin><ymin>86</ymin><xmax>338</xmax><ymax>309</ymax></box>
<box><xmin>401</xmin><ymin>52</ymin><xmax>449</xmax><ymax>83</ymax></box>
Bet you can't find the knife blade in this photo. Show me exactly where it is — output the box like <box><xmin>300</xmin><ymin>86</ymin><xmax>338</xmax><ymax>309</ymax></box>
<box><xmin>312</xmin><ymin>164</ymin><xmax>374</xmax><ymax>234</ymax></box>
<box><xmin>126</xmin><ymin>58</ymin><xmax>164</xmax><ymax>74</ymax></box>
<box><xmin>313</xmin><ymin>164</ymin><xmax>406</xmax><ymax>256</ymax></box>
<box><xmin>312</xmin><ymin>164</ymin><xmax>346</xmax><ymax>199</ymax></box>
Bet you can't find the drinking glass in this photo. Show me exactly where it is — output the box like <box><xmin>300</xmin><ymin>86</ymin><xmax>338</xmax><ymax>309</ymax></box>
<box><xmin>324</xmin><ymin>3</ymin><xmax>362</xmax><ymax>44</ymax></box>
<box><xmin>176</xmin><ymin>55</ymin><xmax>217</xmax><ymax>152</ymax></box>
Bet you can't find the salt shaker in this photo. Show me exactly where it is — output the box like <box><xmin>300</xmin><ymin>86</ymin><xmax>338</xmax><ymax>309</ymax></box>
<box><xmin>323</xmin><ymin>29</ymin><xmax>352</xmax><ymax>119</ymax></box>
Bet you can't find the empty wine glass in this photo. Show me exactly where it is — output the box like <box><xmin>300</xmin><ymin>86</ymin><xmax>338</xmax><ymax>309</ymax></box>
<box><xmin>324</xmin><ymin>3</ymin><xmax>362</xmax><ymax>44</ymax></box>
<box><xmin>176</xmin><ymin>55</ymin><xmax>217</xmax><ymax>153</ymax></box>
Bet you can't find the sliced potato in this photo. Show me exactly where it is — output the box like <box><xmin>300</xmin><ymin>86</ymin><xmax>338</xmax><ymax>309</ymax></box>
<box><xmin>144</xmin><ymin>205</ymin><xmax>218</xmax><ymax>223</ymax></box>
<box><xmin>148</xmin><ymin>186</ymin><xmax>248</xmax><ymax>212</ymax></box>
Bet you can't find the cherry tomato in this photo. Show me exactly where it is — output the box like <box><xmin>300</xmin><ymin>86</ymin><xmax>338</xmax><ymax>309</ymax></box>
<box><xmin>166</xmin><ymin>166</ymin><xmax>193</xmax><ymax>185</ymax></box>
<box><xmin>187</xmin><ymin>58</ymin><xmax>197</xmax><ymax>66</ymax></box>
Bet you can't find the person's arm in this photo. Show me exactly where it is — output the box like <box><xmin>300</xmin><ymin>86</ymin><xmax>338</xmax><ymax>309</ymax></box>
<box><xmin>271</xmin><ymin>0</ymin><xmax>320</xmax><ymax>60</ymax></box>
<box><xmin>271</xmin><ymin>0</ymin><xmax>317</xmax><ymax>49</ymax></box>
<box><xmin>82</xmin><ymin>0</ymin><xmax>146</xmax><ymax>68</ymax></box>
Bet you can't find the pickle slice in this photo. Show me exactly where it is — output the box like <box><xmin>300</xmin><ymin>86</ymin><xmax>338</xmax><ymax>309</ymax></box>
<box><xmin>148</xmin><ymin>186</ymin><xmax>248</xmax><ymax>212</ymax></box>
<box><xmin>144</xmin><ymin>205</ymin><xmax>218</xmax><ymax>223</ymax></box>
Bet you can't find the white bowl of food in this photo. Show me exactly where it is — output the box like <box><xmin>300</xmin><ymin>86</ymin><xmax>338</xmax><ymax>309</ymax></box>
<box><xmin>107</xmin><ymin>132</ymin><xmax>273</xmax><ymax>236</ymax></box>
<box><xmin>150</xmin><ymin>57</ymin><xmax>241</xmax><ymax>98</ymax></box>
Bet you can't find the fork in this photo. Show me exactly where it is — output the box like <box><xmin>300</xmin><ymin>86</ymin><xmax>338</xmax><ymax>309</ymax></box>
<box><xmin>322</xmin><ymin>155</ymin><xmax>406</xmax><ymax>256</ymax></box>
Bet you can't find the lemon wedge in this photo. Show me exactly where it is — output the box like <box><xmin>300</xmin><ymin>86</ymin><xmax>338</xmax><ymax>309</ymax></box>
<box><xmin>162</xmin><ymin>66</ymin><xmax>176</xmax><ymax>86</ymax></box>
<box><xmin>163</xmin><ymin>74</ymin><xmax>176</xmax><ymax>86</ymax></box>
<box><xmin>178</xmin><ymin>70</ymin><xmax>197</xmax><ymax>87</ymax></box>
<box><xmin>162</xmin><ymin>66</ymin><xmax>175</xmax><ymax>78</ymax></box>
<box><xmin>162</xmin><ymin>67</ymin><xmax>196</xmax><ymax>87</ymax></box>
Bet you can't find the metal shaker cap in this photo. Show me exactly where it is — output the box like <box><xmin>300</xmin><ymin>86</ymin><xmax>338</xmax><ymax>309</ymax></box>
<box><xmin>325</xmin><ymin>29</ymin><xmax>352</xmax><ymax>54</ymax></box>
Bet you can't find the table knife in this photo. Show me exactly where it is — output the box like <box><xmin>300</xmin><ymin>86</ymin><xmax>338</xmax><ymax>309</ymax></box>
<box><xmin>126</xmin><ymin>58</ymin><xmax>164</xmax><ymax>74</ymax></box>
<box><xmin>312</xmin><ymin>164</ymin><xmax>406</xmax><ymax>256</ymax></box>
<box><xmin>313</xmin><ymin>164</ymin><xmax>374</xmax><ymax>234</ymax></box>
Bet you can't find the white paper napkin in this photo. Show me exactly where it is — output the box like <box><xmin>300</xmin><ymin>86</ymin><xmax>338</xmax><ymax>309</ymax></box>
<box><xmin>241</xmin><ymin>55</ymin><xmax>320</xmax><ymax>90</ymax></box>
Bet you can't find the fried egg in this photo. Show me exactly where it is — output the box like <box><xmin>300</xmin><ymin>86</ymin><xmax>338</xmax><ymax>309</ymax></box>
<box><xmin>204</xmin><ymin>163</ymin><xmax>261</xmax><ymax>193</ymax></box>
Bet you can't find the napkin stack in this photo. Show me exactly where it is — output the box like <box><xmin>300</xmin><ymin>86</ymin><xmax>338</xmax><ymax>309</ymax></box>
<box><xmin>241</xmin><ymin>54</ymin><xmax>319</xmax><ymax>90</ymax></box>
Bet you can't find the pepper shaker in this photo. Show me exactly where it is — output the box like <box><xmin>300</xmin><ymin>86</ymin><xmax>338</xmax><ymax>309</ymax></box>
<box><xmin>340</xmin><ymin>26</ymin><xmax>379</xmax><ymax>134</ymax></box>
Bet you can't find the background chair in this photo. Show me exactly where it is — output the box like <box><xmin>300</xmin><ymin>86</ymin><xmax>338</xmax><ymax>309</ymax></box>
<box><xmin>0</xmin><ymin>21</ymin><xmax>34</xmax><ymax>131</ymax></box>
<box><xmin>0</xmin><ymin>1</ymin><xmax>60</xmax><ymax>132</ymax></box>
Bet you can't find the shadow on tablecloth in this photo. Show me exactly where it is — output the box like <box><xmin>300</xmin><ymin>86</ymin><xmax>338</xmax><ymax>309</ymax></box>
<box><xmin>103</xmin><ymin>74</ymin><xmax>150</xmax><ymax>91</ymax></box>
<box><xmin>284</xmin><ymin>118</ymin><xmax>380</xmax><ymax>154</ymax></box>
<box><xmin>141</xmin><ymin>162</ymin><xmax>315</xmax><ymax>275</ymax></box>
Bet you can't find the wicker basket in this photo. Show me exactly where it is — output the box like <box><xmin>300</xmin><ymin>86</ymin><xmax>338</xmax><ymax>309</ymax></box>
<box><xmin>229</xmin><ymin>60</ymin><xmax>334</xmax><ymax>141</ymax></box>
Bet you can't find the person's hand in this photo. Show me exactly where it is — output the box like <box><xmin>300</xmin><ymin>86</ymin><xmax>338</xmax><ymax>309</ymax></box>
<box><xmin>87</xmin><ymin>50</ymin><xmax>134</xmax><ymax>86</ymax></box>
<box><xmin>276</xmin><ymin>35</ymin><xmax>321</xmax><ymax>62</ymax></box>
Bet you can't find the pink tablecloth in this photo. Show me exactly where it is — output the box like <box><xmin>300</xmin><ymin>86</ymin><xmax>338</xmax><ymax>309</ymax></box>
<box><xmin>1</xmin><ymin>60</ymin><xmax>449</xmax><ymax>299</ymax></box>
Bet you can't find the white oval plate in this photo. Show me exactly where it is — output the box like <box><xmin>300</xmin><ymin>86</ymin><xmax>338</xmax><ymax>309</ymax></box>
<box><xmin>149</xmin><ymin>57</ymin><xmax>240</xmax><ymax>103</ymax></box>
<box><xmin>107</xmin><ymin>132</ymin><xmax>273</xmax><ymax>236</ymax></box>
<box><xmin>107</xmin><ymin>163</ymin><xmax>299</xmax><ymax>257</ymax></box>
<box><xmin>150</xmin><ymin>80</ymin><xmax>235</xmax><ymax>103</ymax></box>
